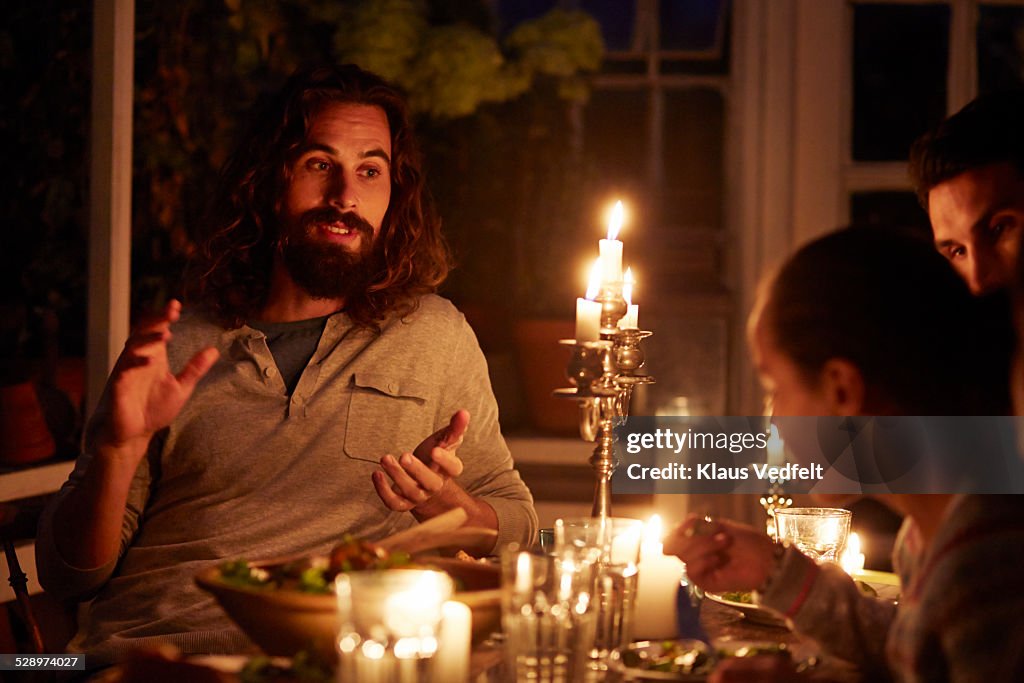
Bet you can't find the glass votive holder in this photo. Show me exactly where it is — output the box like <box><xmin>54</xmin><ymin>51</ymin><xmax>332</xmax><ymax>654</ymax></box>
<box><xmin>554</xmin><ymin>517</ymin><xmax>644</xmax><ymax>666</ymax></box>
<box><xmin>774</xmin><ymin>507</ymin><xmax>852</xmax><ymax>564</ymax></box>
<box><xmin>501</xmin><ymin>545</ymin><xmax>598</xmax><ymax>683</ymax></box>
<box><xmin>335</xmin><ymin>569</ymin><xmax>453</xmax><ymax>683</ymax></box>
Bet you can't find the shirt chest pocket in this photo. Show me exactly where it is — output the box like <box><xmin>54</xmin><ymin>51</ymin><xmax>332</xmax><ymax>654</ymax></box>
<box><xmin>344</xmin><ymin>371</ymin><xmax>434</xmax><ymax>463</ymax></box>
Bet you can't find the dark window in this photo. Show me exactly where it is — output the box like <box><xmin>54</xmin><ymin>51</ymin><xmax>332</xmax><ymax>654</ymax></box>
<box><xmin>852</xmin><ymin>4</ymin><xmax>949</xmax><ymax>161</ymax></box>
<box><xmin>977</xmin><ymin>5</ymin><xmax>1024</xmax><ymax>94</ymax></box>
<box><xmin>661</xmin><ymin>88</ymin><xmax>724</xmax><ymax>231</ymax></box>
<box><xmin>581</xmin><ymin>0</ymin><xmax>637</xmax><ymax>51</ymax></box>
<box><xmin>494</xmin><ymin>0</ymin><xmax>558</xmax><ymax>35</ymax></box>
<box><xmin>850</xmin><ymin>191</ymin><xmax>931</xmax><ymax>240</ymax></box>
<box><xmin>659</xmin><ymin>0</ymin><xmax>728</xmax><ymax>52</ymax></box>
<box><xmin>581</xmin><ymin>88</ymin><xmax>651</xmax><ymax>206</ymax></box>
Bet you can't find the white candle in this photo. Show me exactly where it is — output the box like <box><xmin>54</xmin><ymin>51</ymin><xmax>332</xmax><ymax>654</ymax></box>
<box><xmin>600</xmin><ymin>201</ymin><xmax>624</xmax><ymax>284</ymax></box>
<box><xmin>766</xmin><ymin>423</ymin><xmax>784</xmax><ymax>466</ymax></box>
<box><xmin>575</xmin><ymin>298</ymin><xmax>601</xmax><ymax>342</ymax></box>
<box><xmin>635</xmin><ymin>515</ymin><xmax>686</xmax><ymax>639</ymax></box>
<box><xmin>575</xmin><ymin>259</ymin><xmax>603</xmax><ymax>342</ymax></box>
<box><xmin>431</xmin><ymin>600</ymin><xmax>471</xmax><ymax>682</ymax></box>
<box><xmin>618</xmin><ymin>267</ymin><xmax>639</xmax><ymax>329</ymax></box>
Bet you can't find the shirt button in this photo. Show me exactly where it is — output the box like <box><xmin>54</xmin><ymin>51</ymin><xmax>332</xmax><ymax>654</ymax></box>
<box><xmin>264</xmin><ymin>367</ymin><xmax>277</xmax><ymax>378</ymax></box>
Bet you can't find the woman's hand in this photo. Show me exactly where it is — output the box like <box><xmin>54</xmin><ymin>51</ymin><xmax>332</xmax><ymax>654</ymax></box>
<box><xmin>663</xmin><ymin>514</ymin><xmax>777</xmax><ymax>593</ymax></box>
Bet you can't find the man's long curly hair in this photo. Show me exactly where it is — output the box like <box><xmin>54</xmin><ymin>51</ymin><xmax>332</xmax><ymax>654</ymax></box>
<box><xmin>185</xmin><ymin>64</ymin><xmax>451</xmax><ymax>329</ymax></box>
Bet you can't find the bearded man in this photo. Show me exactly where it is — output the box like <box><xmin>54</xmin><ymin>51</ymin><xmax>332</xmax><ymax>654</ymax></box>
<box><xmin>36</xmin><ymin>64</ymin><xmax>536</xmax><ymax>668</ymax></box>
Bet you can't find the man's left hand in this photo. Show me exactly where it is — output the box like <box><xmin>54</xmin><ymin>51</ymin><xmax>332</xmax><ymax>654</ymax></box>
<box><xmin>371</xmin><ymin>410</ymin><xmax>500</xmax><ymax>555</ymax></box>
<box><xmin>372</xmin><ymin>410</ymin><xmax>469</xmax><ymax>513</ymax></box>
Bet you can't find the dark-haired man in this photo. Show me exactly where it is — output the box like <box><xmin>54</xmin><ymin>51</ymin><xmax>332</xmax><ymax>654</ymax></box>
<box><xmin>910</xmin><ymin>90</ymin><xmax>1024</xmax><ymax>295</ymax></box>
<box><xmin>36</xmin><ymin>65</ymin><xmax>536</xmax><ymax>667</ymax></box>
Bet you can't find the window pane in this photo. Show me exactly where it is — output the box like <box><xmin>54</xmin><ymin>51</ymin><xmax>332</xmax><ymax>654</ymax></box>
<box><xmin>582</xmin><ymin>88</ymin><xmax>650</xmax><ymax>204</ymax></box>
<box><xmin>852</xmin><ymin>4</ymin><xmax>949</xmax><ymax>161</ymax></box>
<box><xmin>978</xmin><ymin>5</ymin><xmax>1024</xmax><ymax>94</ymax></box>
<box><xmin>659</xmin><ymin>0</ymin><xmax>727</xmax><ymax>52</ymax></box>
<box><xmin>661</xmin><ymin>88</ymin><xmax>724</xmax><ymax>231</ymax></box>
<box><xmin>850</xmin><ymin>191</ymin><xmax>931</xmax><ymax>239</ymax></box>
<box><xmin>494</xmin><ymin>0</ymin><xmax>558</xmax><ymax>36</ymax></box>
<box><xmin>581</xmin><ymin>0</ymin><xmax>637</xmax><ymax>52</ymax></box>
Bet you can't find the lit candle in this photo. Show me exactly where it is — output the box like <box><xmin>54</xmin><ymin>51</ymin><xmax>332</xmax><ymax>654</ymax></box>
<box><xmin>766</xmin><ymin>423</ymin><xmax>784</xmax><ymax>466</ymax></box>
<box><xmin>634</xmin><ymin>514</ymin><xmax>686</xmax><ymax>639</ymax></box>
<box><xmin>599</xmin><ymin>201</ymin><xmax>624</xmax><ymax>284</ymax></box>
<box><xmin>431</xmin><ymin>600</ymin><xmax>471</xmax><ymax>682</ymax></box>
<box><xmin>841</xmin><ymin>532</ymin><xmax>865</xmax><ymax>574</ymax></box>
<box><xmin>618</xmin><ymin>267</ymin><xmax>639</xmax><ymax>329</ymax></box>
<box><xmin>575</xmin><ymin>259</ymin><xmax>602</xmax><ymax>342</ymax></box>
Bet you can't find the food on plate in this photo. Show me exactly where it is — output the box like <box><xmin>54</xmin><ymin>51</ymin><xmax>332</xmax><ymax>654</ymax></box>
<box><xmin>217</xmin><ymin>535</ymin><xmax>414</xmax><ymax>594</ymax></box>
<box><xmin>617</xmin><ymin>640</ymin><xmax>714</xmax><ymax>675</ymax></box>
<box><xmin>240</xmin><ymin>651</ymin><xmax>333</xmax><ymax>683</ymax></box>
<box><xmin>719</xmin><ymin>590</ymin><xmax>754</xmax><ymax>604</ymax></box>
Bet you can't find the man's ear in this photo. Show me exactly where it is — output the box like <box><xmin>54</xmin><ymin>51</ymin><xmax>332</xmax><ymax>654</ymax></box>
<box><xmin>819</xmin><ymin>359</ymin><xmax>865</xmax><ymax>415</ymax></box>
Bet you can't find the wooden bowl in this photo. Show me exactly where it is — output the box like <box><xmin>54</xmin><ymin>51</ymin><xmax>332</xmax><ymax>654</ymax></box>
<box><xmin>196</xmin><ymin>556</ymin><xmax>500</xmax><ymax>661</ymax></box>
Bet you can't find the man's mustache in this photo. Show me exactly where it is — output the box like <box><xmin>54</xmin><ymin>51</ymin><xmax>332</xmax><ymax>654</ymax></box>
<box><xmin>299</xmin><ymin>207</ymin><xmax>374</xmax><ymax>237</ymax></box>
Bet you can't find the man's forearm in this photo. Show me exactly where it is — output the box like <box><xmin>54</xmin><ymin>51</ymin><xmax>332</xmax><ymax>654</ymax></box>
<box><xmin>413</xmin><ymin>482</ymin><xmax>499</xmax><ymax>556</ymax></box>
<box><xmin>51</xmin><ymin>441</ymin><xmax>148</xmax><ymax>570</ymax></box>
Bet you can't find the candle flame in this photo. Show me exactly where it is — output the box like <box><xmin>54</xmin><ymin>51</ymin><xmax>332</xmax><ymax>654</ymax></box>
<box><xmin>644</xmin><ymin>514</ymin><xmax>663</xmax><ymax>546</ymax></box>
<box><xmin>586</xmin><ymin>258</ymin><xmax>602</xmax><ymax>300</ymax></box>
<box><xmin>623</xmin><ymin>267</ymin><xmax>635</xmax><ymax>305</ymax></box>
<box><xmin>841</xmin><ymin>531</ymin><xmax>865</xmax><ymax>575</ymax></box>
<box><xmin>607</xmin><ymin>200</ymin><xmax>624</xmax><ymax>241</ymax></box>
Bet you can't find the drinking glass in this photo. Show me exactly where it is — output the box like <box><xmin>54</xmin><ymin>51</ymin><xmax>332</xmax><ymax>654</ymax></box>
<box><xmin>335</xmin><ymin>569</ymin><xmax>452</xmax><ymax>683</ymax></box>
<box><xmin>554</xmin><ymin>517</ymin><xmax>644</xmax><ymax>665</ymax></box>
<box><xmin>774</xmin><ymin>507</ymin><xmax>852</xmax><ymax>563</ymax></box>
<box><xmin>501</xmin><ymin>546</ymin><xmax>598</xmax><ymax>683</ymax></box>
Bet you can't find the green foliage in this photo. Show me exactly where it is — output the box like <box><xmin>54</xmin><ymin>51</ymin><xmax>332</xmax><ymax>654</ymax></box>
<box><xmin>5</xmin><ymin>0</ymin><xmax>606</xmax><ymax>347</ymax></box>
<box><xmin>332</xmin><ymin>1</ymin><xmax>603</xmax><ymax>118</ymax></box>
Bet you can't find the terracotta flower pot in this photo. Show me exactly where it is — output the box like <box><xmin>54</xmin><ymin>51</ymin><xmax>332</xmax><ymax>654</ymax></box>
<box><xmin>0</xmin><ymin>381</ymin><xmax>57</xmax><ymax>466</ymax></box>
<box><xmin>513</xmin><ymin>319</ymin><xmax>580</xmax><ymax>436</ymax></box>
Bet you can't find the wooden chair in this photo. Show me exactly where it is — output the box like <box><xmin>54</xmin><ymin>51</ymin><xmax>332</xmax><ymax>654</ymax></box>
<box><xmin>1</xmin><ymin>498</ymin><xmax>51</xmax><ymax>654</ymax></box>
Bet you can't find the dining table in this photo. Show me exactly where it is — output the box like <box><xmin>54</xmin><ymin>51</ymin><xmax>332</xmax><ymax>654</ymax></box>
<box><xmin>467</xmin><ymin>597</ymin><xmax>863</xmax><ymax>682</ymax></box>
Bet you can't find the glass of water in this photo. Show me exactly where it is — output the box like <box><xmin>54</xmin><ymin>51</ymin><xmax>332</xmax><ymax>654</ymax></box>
<box><xmin>554</xmin><ymin>517</ymin><xmax>644</xmax><ymax>667</ymax></box>
<box><xmin>501</xmin><ymin>546</ymin><xmax>599</xmax><ymax>683</ymax></box>
<box><xmin>774</xmin><ymin>507</ymin><xmax>852</xmax><ymax>564</ymax></box>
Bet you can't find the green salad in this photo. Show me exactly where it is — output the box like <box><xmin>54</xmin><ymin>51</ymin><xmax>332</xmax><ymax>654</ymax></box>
<box><xmin>218</xmin><ymin>535</ymin><xmax>413</xmax><ymax>594</ymax></box>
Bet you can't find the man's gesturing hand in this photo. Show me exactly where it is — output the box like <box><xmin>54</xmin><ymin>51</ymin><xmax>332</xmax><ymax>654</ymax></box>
<box><xmin>97</xmin><ymin>300</ymin><xmax>219</xmax><ymax>455</ymax></box>
<box><xmin>372</xmin><ymin>410</ymin><xmax>469</xmax><ymax>514</ymax></box>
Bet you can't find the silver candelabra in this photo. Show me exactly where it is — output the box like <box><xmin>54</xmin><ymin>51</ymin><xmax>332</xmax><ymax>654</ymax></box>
<box><xmin>555</xmin><ymin>283</ymin><xmax>654</xmax><ymax>518</ymax></box>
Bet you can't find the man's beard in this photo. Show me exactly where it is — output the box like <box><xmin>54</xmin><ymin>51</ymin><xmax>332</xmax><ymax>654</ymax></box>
<box><xmin>278</xmin><ymin>207</ymin><xmax>382</xmax><ymax>301</ymax></box>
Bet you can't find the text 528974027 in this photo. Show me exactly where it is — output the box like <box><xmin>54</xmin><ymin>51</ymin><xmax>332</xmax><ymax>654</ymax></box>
<box><xmin>0</xmin><ymin>654</ymin><xmax>85</xmax><ymax>671</ymax></box>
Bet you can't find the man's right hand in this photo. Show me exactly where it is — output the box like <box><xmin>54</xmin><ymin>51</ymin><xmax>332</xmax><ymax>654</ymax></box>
<box><xmin>52</xmin><ymin>300</ymin><xmax>219</xmax><ymax>571</ymax></box>
<box><xmin>663</xmin><ymin>514</ymin><xmax>776</xmax><ymax>594</ymax></box>
<box><xmin>94</xmin><ymin>299</ymin><xmax>219</xmax><ymax>458</ymax></box>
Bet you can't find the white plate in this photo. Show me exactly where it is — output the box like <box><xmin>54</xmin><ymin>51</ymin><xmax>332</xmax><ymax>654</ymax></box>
<box><xmin>851</xmin><ymin>569</ymin><xmax>901</xmax><ymax>602</ymax></box>
<box><xmin>703</xmin><ymin>592</ymin><xmax>790</xmax><ymax>628</ymax></box>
